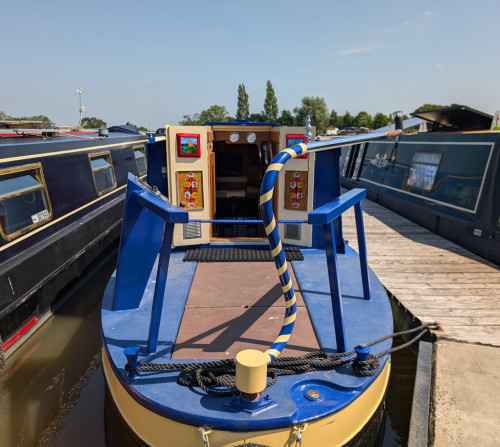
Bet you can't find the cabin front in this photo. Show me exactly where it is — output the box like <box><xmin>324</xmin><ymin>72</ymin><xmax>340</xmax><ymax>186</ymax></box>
<box><xmin>147</xmin><ymin>121</ymin><xmax>347</xmax><ymax>249</ymax></box>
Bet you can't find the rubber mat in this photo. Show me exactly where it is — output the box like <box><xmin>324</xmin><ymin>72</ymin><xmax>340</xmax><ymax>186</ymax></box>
<box><xmin>183</xmin><ymin>247</ymin><xmax>304</xmax><ymax>262</ymax></box>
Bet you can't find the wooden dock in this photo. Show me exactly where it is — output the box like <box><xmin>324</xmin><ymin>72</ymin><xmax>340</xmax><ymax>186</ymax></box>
<box><xmin>342</xmin><ymin>198</ymin><xmax>500</xmax><ymax>346</ymax></box>
<box><xmin>342</xmin><ymin>196</ymin><xmax>500</xmax><ymax>446</ymax></box>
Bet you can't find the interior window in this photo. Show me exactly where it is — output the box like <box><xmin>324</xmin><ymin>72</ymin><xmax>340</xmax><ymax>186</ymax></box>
<box><xmin>407</xmin><ymin>152</ymin><xmax>442</xmax><ymax>191</ymax></box>
<box><xmin>89</xmin><ymin>152</ymin><xmax>116</xmax><ymax>195</ymax></box>
<box><xmin>134</xmin><ymin>146</ymin><xmax>147</xmax><ymax>175</ymax></box>
<box><xmin>0</xmin><ymin>163</ymin><xmax>52</xmax><ymax>240</ymax></box>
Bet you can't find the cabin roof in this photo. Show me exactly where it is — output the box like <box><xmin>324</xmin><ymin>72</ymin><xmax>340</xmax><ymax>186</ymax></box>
<box><xmin>411</xmin><ymin>106</ymin><xmax>493</xmax><ymax>131</ymax></box>
<box><xmin>204</xmin><ymin>119</ymin><xmax>281</xmax><ymax>127</ymax></box>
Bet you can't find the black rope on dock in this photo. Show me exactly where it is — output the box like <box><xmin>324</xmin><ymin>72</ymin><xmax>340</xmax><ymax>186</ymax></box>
<box><xmin>125</xmin><ymin>324</ymin><xmax>437</xmax><ymax>396</ymax></box>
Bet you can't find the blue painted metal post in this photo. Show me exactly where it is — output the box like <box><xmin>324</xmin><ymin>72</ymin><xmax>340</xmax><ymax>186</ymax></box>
<box><xmin>323</xmin><ymin>221</ymin><xmax>347</xmax><ymax>352</ymax></box>
<box><xmin>354</xmin><ymin>202</ymin><xmax>371</xmax><ymax>300</ymax></box>
<box><xmin>147</xmin><ymin>221</ymin><xmax>175</xmax><ymax>353</ymax></box>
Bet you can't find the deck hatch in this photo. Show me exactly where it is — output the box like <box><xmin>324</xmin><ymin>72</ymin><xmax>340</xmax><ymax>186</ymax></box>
<box><xmin>0</xmin><ymin>162</ymin><xmax>52</xmax><ymax>240</ymax></box>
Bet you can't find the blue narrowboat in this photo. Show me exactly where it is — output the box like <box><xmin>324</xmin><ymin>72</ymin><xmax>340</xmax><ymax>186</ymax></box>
<box><xmin>340</xmin><ymin>106</ymin><xmax>500</xmax><ymax>264</ymax></box>
<box><xmin>0</xmin><ymin>123</ymin><xmax>149</xmax><ymax>366</ymax></box>
<box><xmin>101</xmin><ymin>121</ymin><xmax>411</xmax><ymax>446</ymax></box>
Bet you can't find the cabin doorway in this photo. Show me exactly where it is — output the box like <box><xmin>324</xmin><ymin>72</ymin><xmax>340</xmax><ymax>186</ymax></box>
<box><xmin>211</xmin><ymin>140</ymin><xmax>272</xmax><ymax>239</ymax></box>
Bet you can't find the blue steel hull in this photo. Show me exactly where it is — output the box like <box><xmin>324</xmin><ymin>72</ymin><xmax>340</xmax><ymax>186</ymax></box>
<box><xmin>341</xmin><ymin>131</ymin><xmax>500</xmax><ymax>263</ymax></box>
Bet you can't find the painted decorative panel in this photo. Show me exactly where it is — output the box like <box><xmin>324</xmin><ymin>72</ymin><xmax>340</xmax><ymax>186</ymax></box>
<box><xmin>284</xmin><ymin>170</ymin><xmax>308</xmax><ymax>211</ymax></box>
<box><xmin>286</xmin><ymin>134</ymin><xmax>307</xmax><ymax>159</ymax></box>
<box><xmin>176</xmin><ymin>133</ymin><xmax>201</xmax><ymax>158</ymax></box>
<box><xmin>177</xmin><ymin>171</ymin><xmax>203</xmax><ymax>209</ymax></box>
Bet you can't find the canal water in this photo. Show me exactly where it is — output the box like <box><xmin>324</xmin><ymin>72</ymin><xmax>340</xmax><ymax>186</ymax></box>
<box><xmin>0</xmin><ymin>255</ymin><xmax>417</xmax><ymax>447</ymax></box>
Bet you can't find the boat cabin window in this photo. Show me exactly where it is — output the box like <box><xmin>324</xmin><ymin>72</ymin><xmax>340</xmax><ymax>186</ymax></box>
<box><xmin>0</xmin><ymin>163</ymin><xmax>52</xmax><ymax>240</ymax></box>
<box><xmin>407</xmin><ymin>151</ymin><xmax>442</xmax><ymax>191</ymax></box>
<box><xmin>89</xmin><ymin>152</ymin><xmax>117</xmax><ymax>195</ymax></box>
<box><xmin>134</xmin><ymin>146</ymin><xmax>147</xmax><ymax>176</ymax></box>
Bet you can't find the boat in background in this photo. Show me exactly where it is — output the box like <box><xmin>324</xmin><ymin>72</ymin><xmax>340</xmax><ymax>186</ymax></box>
<box><xmin>0</xmin><ymin>122</ymin><xmax>149</xmax><ymax>367</ymax></box>
<box><xmin>340</xmin><ymin>105</ymin><xmax>500</xmax><ymax>264</ymax></box>
<box><xmin>101</xmin><ymin>121</ymin><xmax>404</xmax><ymax>446</ymax></box>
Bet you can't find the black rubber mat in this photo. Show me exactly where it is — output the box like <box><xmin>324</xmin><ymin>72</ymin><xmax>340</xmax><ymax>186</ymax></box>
<box><xmin>183</xmin><ymin>247</ymin><xmax>304</xmax><ymax>262</ymax></box>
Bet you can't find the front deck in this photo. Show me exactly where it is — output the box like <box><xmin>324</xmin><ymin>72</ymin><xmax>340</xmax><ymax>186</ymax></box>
<box><xmin>100</xmin><ymin>173</ymin><xmax>396</xmax><ymax>436</ymax></box>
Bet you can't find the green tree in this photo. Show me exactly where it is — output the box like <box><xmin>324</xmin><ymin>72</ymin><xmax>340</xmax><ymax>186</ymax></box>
<box><xmin>21</xmin><ymin>114</ymin><xmax>53</xmax><ymax>125</ymax></box>
<box><xmin>199</xmin><ymin>105</ymin><xmax>230</xmax><ymax>123</ymax></box>
<box><xmin>373</xmin><ymin>113</ymin><xmax>390</xmax><ymax>129</ymax></box>
<box><xmin>236</xmin><ymin>84</ymin><xmax>249</xmax><ymax>120</ymax></box>
<box><xmin>329</xmin><ymin>109</ymin><xmax>340</xmax><ymax>127</ymax></box>
<box><xmin>0</xmin><ymin>112</ymin><xmax>54</xmax><ymax>126</ymax></box>
<box><xmin>341</xmin><ymin>111</ymin><xmax>354</xmax><ymax>128</ymax></box>
<box><xmin>335</xmin><ymin>115</ymin><xmax>344</xmax><ymax>129</ymax></box>
<box><xmin>179</xmin><ymin>113</ymin><xmax>201</xmax><ymax>126</ymax></box>
<box><xmin>278</xmin><ymin>109</ymin><xmax>294</xmax><ymax>126</ymax></box>
<box><xmin>293</xmin><ymin>97</ymin><xmax>329</xmax><ymax>132</ymax></box>
<box><xmin>263</xmin><ymin>80</ymin><xmax>279</xmax><ymax>122</ymax></box>
<box><xmin>249</xmin><ymin>112</ymin><xmax>266</xmax><ymax>122</ymax></box>
<box><xmin>413</xmin><ymin>104</ymin><xmax>447</xmax><ymax>113</ymax></box>
<box><xmin>179</xmin><ymin>105</ymin><xmax>231</xmax><ymax>125</ymax></box>
<box><xmin>81</xmin><ymin>116</ymin><xmax>106</xmax><ymax>128</ymax></box>
<box><xmin>353</xmin><ymin>111</ymin><xmax>373</xmax><ymax>128</ymax></box>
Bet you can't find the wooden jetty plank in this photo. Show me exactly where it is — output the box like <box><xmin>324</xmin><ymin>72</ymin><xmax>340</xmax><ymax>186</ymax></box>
<box><xmin>341</xmin><ymin>194</ymin><xmax>500</xmax><ymax>446</ymax></box>
<box><xmin>341</xmin><ymin>195</ymin><xmax>500</xmax><ymax>346</ymax></box>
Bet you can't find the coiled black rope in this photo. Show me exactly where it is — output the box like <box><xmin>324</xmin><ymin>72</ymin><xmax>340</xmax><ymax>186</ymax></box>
<box><xmin>125</xmin><ymin>323</ymin><xmax>437</xmax><ymax>396</ymax></box>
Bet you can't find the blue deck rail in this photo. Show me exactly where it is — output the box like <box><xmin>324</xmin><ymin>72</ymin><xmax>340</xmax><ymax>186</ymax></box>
<box><xmin>308</xmin><ymin>187</ymin><xmax>370</xmax><ymax>352</ymax></box>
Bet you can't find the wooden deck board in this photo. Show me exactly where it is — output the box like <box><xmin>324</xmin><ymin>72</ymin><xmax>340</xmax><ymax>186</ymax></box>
<box><xmin>341</xmin><ymin>196</ymin><xmax>500</xmax><ymax>346</ymax></box>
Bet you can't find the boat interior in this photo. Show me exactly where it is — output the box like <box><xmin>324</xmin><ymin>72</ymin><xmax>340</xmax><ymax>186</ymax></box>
<box><xmin>212</xmin><ymin>139</ymin><xmax>275</xmax><ymax>239</ymax></box>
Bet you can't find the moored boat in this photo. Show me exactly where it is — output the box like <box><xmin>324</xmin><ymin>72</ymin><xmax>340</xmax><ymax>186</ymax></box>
<box><xmin>340</xmin><ymin>106</ymin><xmax>500</xmax><ymax>264</ymax></box>
<box><xmin>101</xmin><ymin>121</ymin><xmax>415</xmax><ymax>446</ymax></box>
<box><xmin>0</xmin><ymin>122</ymin><xmax>150</xmax><ymax>366</ymax></box>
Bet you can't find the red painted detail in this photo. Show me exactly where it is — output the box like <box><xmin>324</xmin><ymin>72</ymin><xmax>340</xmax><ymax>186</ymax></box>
<box><xmin>2</xmin><ymin>316</ymin><xmax>38</xmax><ymax>351</ymax></box>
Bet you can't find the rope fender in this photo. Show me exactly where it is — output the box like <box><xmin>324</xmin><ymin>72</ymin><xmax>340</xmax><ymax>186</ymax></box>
<box><xmin>259</xmin><ymin>143</ymin><xmax>308</xmax><ymax>362</ymax></box>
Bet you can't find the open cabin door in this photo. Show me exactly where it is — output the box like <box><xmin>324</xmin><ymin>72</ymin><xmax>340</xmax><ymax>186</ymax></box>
<box><xmin>277</xmin><ymin>126</ymin><xmax>316</xmax><ymax>247</ymax></box>
<box><xmin>210</xmin><ymin>124</ymin><xmax>280</xmax><ymax>240</ymax></box>
<box><xmin>166</xmin><ymin>126</ymin><xmax>211</xmax><ymax>247</ymax></box>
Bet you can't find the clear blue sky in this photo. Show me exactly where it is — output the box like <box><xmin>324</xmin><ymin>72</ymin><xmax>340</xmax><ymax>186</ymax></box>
<box><xmin>2</xmin><ymin>0</ymin><xmax>500</xmax><ymax>129</ymax></box>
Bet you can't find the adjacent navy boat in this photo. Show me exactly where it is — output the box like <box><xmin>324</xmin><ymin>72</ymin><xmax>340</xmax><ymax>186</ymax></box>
<box><xmin>101</xmin><ymin>121</ymin><xmax>408</xmax><ymax>446</ymax></box>
<box><xmin>340</xmin><ymin>106</ymin><xmax>500</xmax><ymax>264</ymax></box>
<box><xmin>0</xmin><ymin>122</ymin><xmax>150</xmax><ymax>365</ymax></box>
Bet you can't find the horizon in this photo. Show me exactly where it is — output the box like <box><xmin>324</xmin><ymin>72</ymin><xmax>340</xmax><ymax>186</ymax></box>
<box><xmin>2</xmin><ymin>0</ymin><xmax>499</xmax><ymax>129</ymax></box>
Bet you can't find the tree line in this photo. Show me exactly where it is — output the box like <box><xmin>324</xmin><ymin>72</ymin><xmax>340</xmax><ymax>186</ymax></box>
<box><xmin>1</xmin><ymin>94</ymin><xmax>462</xmax><ymax>133</ymax></box>
<box><xmin>178</xmin><ymin>82</ymin><xmax>458</xmax><ymax>132</ymax></box>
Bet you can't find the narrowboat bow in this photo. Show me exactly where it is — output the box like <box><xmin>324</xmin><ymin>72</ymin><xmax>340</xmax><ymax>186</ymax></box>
<box><xmin>102</xmin><ymin>124</ymin><xmax>411</xmax><ymax>446</ymax></box>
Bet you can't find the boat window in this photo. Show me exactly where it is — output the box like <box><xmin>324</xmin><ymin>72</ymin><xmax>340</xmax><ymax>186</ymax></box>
<box><xmin>407</xmin><ymin>152</ymin><xmax>442</xmax><ymax>191</ymax></box>
<box><xmin>0</xmin><ymin>163</ymin><xmax>52</xmax><ymax>240</ymax></box>
<box><xmin>89</xmin><ymin>152</ymin><xmax>117</xmax><ymax>195</ymax></box>
<box><xmin>134</xmin><ymin>146</ymin><xmax>147</xmax><ymax>175</ymax></box>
